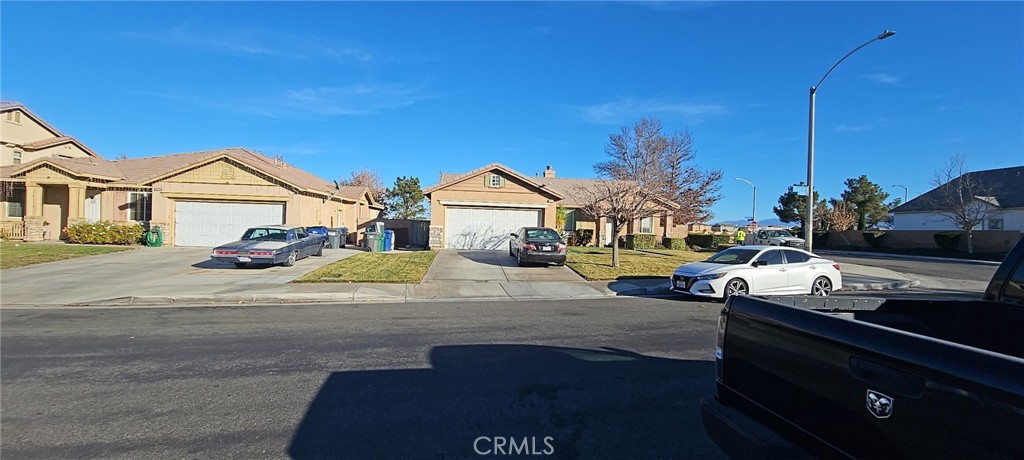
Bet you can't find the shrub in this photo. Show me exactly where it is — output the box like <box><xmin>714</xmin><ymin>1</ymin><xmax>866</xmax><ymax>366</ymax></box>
<box><xmin>685</xmin><ymin>234</ymin><xmax>731</xmax><ymax>249</ymax></box>
<box><xmin>863</xmin><ymin>231</ymin><xmax>887</xmax><ymax>248</ymax></box>
<box><xmin>625</xmin><ymin>233</ymin><xmax>656</xmax><ymax>249</ymax></box>
<box><xmin>813</xmin><ymin>231</ymin><xmax>829</xmax><ymax>248</ymax></box>
<box><xmin>572</xmin><ymin>229</ymin><xmax>594</xmax><ymax>247</ymax></box>
<box><xmin>662</xmin><ymin>236</ymin><xmax>687</xmax><ymax>250</ymax></box>
<box><xmin>64</xmin><ymin>221</ymin><xmax>145</xmax><ymax>245</ymax></box>
<box><xmin>934</xmin><ymin>232</ymin><xmax>961</xmax><ymax>251</ymax></box>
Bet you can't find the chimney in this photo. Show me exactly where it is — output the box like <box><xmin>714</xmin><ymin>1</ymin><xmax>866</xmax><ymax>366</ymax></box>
<box><xmin>543</xmin><ymin>165</ymin><xmax>556</xmax><ymax>178</ymax></box>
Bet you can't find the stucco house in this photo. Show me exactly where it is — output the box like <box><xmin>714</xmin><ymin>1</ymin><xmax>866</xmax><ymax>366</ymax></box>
<box><xmin>0</xmin><ymin>102</ymin><xmax>383</xmax><ymax>246</ymax></box>
<box><xmin>891</xmin><ymin>165</ymin><xmax>1024</xmax><ymax>232</ymax></box>
<box><xmin>424</xmin><ymin>163</ymin><xmax>688</xmax><ymax>249</ymax></box>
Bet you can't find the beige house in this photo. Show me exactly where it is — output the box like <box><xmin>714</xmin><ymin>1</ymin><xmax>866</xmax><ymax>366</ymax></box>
<box><xmin>0</xmin><ymin>102</ymin><xmax>383</xmax><ymax>246</ymax></box>
<box><xmin>424</xmin><ymin>163</ymin><xmax>688</xmax><ymax>249</ymax></box>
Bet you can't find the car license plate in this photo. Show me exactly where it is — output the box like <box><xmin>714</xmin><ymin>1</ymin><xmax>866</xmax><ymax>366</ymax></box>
<box><xmin>542</xmin><ymin>246</ymin><xmax>552</xmax><ymax>251</ymax></box>
<box><xmin>238</xmin><ymin>256</ymin><xmax>251</xmax><ymax>262</ymax></box>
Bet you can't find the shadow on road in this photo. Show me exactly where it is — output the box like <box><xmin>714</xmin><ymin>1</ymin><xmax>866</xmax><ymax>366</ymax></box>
<box><xmin>288</xmin><ymin>344</ymin><xmax>721</xmax><ymax>459</ymax></box>
<box><xmin>190</xmin><ymin>260</ymin><xmax>276</xmax><ymax>269</ymax></box>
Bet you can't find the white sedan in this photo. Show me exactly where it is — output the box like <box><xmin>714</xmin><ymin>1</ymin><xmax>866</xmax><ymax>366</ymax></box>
<box><xmin>670</xmin><ymin>246</ymin><xmax>842</xmax><ymax>299</ymax></box>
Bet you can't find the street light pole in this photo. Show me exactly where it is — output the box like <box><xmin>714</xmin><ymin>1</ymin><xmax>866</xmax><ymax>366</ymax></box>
<box><xmin>805</xmin><ymin>29</ymin><xmax>895</xmax><ymax>253</ymax></box>
<box><xmin>735</xmin><ymin>177</ymin><xmax>756</xmax><ymax>227</ymax></box>
<box><xmin>891</xmin><ymin>184</ymin><xmax>908</xmax><ymax>203</ymax></box>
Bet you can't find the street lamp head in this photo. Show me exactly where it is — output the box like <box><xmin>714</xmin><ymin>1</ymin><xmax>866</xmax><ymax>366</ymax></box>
<box><xmin>878</xmin><ymin>29</ymin><xmax>896</xmax><ymax>40</ymax></box>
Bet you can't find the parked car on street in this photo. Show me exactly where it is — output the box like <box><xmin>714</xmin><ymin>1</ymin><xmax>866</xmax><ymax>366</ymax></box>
<box><xmin>742</xmin><ymin>228</ymin><xmax>805</xmax><ymax>247</ymax></box>
<box><xmin>509</xmin><ymin>227</ymin><xmax>567</xmax><ymax>267</ymax></box>
<box><xmin>211</xmin><ymin>225</ymin><xmax>324</xmax><ymax>268</ymax></box>
<box><xmin>670</xmin><ymin>245</ymin><xmax>841</xmax><ymax>299</ymax></box>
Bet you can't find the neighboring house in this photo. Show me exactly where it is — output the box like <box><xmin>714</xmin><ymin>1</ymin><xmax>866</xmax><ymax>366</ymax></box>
<box><xmin>424</xmin><ymin>163</ymin><xmax>688</xmax><ymax>250</ymax></box>
<box><xmin>0</xmin><ymin>102</ymin><xmax>383</xmax><ymax>246</ymax></box>
<box><xmin>891</xmin><ymin>166</ymin><xmax>1024</xmax><ymax>232</ymax></box>
<box><xmin>687</xmin><ymin>223</ymin><xmax>713</xmax><ymax>233</ymax></box>
<box><xmin>711</xmin><ymin>223</ymin><xmax>738</xmax><ymax>233</ymax></box>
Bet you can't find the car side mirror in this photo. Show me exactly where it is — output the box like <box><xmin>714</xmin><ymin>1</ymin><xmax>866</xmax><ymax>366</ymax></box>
<box><xmin>753</xmin><ymin>260</ymin><xmax>767</xmax><ymax>267</ymax></box>
<box><xmin>510</xmin><ymin>233</ymin><xmax>517</xmax><ymax>237</ymax></box>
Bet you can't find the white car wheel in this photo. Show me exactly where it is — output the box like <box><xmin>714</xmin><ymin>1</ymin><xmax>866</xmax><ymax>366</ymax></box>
<box><xmin>812</xmin><ymin>276</ymin><xmax>833</xmax><ymax>296</ymax></box>
<box><xmin>724</xmin><ymin>278</ymin><xmax>748</xmax><ymax>298</ymax></box>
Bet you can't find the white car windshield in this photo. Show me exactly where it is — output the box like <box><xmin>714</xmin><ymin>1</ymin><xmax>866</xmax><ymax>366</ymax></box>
<box><xmin>705</xmin><ymin>248</ymin><xmax>761</xmax><ymax>264</ymax></box>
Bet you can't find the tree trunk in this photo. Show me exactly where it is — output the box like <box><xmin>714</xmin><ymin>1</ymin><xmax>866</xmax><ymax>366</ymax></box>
<box><xmin>611</xmin><ymin>224</ymin><xmax>622</xmax><ymax>267</ymax></box>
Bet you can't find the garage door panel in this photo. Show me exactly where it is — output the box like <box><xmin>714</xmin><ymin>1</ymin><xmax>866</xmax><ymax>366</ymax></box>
<box><xmin>174</xmin><ymin>201</ymin><xmax>284</xmax><ymax>247</ymax></box>
<box><xmin>445</xmin><ymin>208</ymin><xmax>541</xmax><ymax>250</ymax></box>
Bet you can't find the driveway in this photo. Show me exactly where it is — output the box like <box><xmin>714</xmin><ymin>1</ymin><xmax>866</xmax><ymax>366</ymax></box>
<box><xmin>0</xmin><ymin>246</ymin><xmax>359</xmax><ymax>306</ymax></box>
<box><xmin>422</xmin><ymin>250</ymin><xmax>585</xmax><ymax>283</ymax></box>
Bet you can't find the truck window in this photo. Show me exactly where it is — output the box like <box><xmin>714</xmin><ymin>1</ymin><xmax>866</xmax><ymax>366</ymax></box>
<box><xmin>755</xmin><ymin>250</ymin><xmax>784</xmax><ymax>266</ymax></box>
<box><xmin>1004</xmin><ymin>259</ymin><xmax>1024</xmax><ymax>301</ymax></box>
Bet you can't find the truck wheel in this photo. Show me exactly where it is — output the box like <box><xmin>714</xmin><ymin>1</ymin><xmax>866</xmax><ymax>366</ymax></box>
<box><xmin>724</xmin><ymin>278</ymin><xmax>748</xmax><ymax>298</ymax></box>
<box><xmin>812</xmin><ymin>276</ymin><xmax>833</xmax><ymax>296</ymax></box>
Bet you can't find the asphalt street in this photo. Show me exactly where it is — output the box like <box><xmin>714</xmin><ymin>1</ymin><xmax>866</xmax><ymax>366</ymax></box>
<box><xmin>825</xmin><ymin>253</ymin><xmax>998</xmax><ymax>282</ymax></box>
<box><xmin>1</xmin><ymin>297</ymin><xmax>726</xmax><ymax>460</ymax></box>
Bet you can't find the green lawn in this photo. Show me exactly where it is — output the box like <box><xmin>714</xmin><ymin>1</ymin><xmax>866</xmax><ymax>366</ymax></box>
<box><xmin>566</xmin><ymin>246</ymin><xmax>707</xmax><ymax>281</ymax></box>
<box><xmin>294</xmin><ymin>250</ymin><xmax>438</xmax><ymax>283</ymax></box>
<box><xmin>0</xmin><ymin>241</ymin><xmax>135</xmax><ymax>269</ymax></box>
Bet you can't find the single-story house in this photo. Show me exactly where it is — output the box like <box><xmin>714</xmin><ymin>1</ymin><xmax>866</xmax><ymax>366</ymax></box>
<box><xmin>0</xmin><ymin>102</ymin><xmax>383</xmax><ymax>246</ymax></box>
<box><xmin>891</xmin><ymin>165</ymin><xmax>1024</xmax><ymax>232</ymax></box>
<box><xmin>423</xmin><ymin>163</ymin><xmax>689</xmax><ymax>249</ymax></box>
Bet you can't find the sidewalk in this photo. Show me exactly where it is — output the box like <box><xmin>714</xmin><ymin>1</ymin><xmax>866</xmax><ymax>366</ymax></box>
<box><xmin>0</xmin><ymin>262</ymin><xmax>926</xmax><ymax>308</ymax></box>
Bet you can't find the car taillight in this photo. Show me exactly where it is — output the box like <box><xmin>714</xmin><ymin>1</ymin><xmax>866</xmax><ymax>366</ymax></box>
<box><xmin>251</xmin><ymin>251</ymin><xmax>274</xmax><ymax>256</ymax></box>
<box><xmin>557</xmin><ymin>243</ymin><xmax>566</xmax><ymax>253</ymax></box>
<box><xmin>525</xmin><ymin>244</ymin><xmax>537</xmax><ymax>251</ymax></box>
<box><xmin>716</xmin><ymin>307</ymin><xmax>728</xmax><ymax>382</ymax></box>
<box><xmin>214</xmin><ymin>250</ymin><xmax>237</xmax><ymax>255</ymax></box>
<box><xmin>833</xmin><ymin>263</ymin><xmax>841</xmax><ymax>271</ymax></box>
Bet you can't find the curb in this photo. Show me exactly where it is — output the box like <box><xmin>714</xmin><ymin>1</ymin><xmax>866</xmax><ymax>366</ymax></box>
<box><xmin>841</xmin><ymin>280</ymin><xmax>921</xmax><ymax>291</ymax></box>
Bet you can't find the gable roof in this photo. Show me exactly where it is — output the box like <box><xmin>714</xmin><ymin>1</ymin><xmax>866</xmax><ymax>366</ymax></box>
<box><xmin>892</xmin><ymin>165</ymin><xmax>1024</xmax><ymax>213</ymax></box>
<box><xmin>424</xmin><ymin>162</ymin><xmax>565</xmax><ymax>200</ymax></box>
<box><xmin>1</xmin><ymin>101</ymin><xmax>104</xmax><ymax>159</ymax></box>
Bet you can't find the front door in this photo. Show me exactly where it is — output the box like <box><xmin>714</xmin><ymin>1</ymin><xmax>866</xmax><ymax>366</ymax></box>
<box><xmin>604</xmin><ymin>221</ymin><xmax>614</xmax><ymax>245</ymax></box>
<box><xmin>85</xmin><ymin>190</ymin><xmax>102</xmax><ymax>223</ymax></box>
<box><xmin>751</xmin><ymin>249</ymin><xmax>790</xmax><ymax>293</ymax></box>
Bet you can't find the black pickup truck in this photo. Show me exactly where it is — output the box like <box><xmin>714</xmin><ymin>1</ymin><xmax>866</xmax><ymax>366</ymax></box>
<box><xmin>702</xmin><ymin>237</ymin><xmax>1024</xmax><ymax>459</ymax></box>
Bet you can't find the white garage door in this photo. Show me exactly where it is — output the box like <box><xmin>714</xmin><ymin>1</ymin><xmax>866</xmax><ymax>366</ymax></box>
<box><xmin>174</xmin><ymin>201</ymin><xmax>285</xmax><ymax>247</ymax></box>
<box><xmin>446</xmin><ymin>207</ymin><xmax>542</xmax><ymax>250</ymax></box>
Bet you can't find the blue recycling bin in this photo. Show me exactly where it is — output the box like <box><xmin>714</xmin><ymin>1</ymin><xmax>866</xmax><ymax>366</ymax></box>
<box><xmin>383</xmin><ymin>229</ymin><xmax>395</xmax><ymax>252</ymax></box>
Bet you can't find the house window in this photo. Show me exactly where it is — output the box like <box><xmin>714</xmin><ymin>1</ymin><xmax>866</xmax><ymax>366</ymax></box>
<box><xmin>989</xmin><ymin>218</ymin><xmax>1004</xmax><ymax>230</ymax></box>
<box><xmin>641</xmin><ymin>216</ymin><xmax>654</xmax><ymax>234</ymax></box>
<box><xmin>486</xmin><ymin>174</ymin><xmax>505</xmax><ymax>188</ymax></box>
<box><xmin>128</xmin><ymin>192</ymin><xmax>152</xmax><ymax>222</ymax></box>
<box><xmin>5</xmin><ymin>188</ymin><xmax>24</xmax><ymax>218</ymax></box>
<box><xmin>564</xmin><ymin>209</ymin><xmax>577</xmax><ymax>231</ymax></box>
<box><xmin>12</xmin><ymin>151</ymin><xmax>22</xmax><ymax>165</ymax></box>
<box><xmin>5</xmin><ymin>111</ymin><xmax>21</xmax><ymax>123</ymax></box>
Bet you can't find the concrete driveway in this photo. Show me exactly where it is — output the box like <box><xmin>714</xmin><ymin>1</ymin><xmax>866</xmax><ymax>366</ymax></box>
<box><xmin>422</xmin><ymin>250</ymin><xmax>584</xmax><ymax>283</ymax></box>
<box><xmin>0</xmin><ymin>246</ymin><xmax>359</xmax><ymax>306</ymax></box>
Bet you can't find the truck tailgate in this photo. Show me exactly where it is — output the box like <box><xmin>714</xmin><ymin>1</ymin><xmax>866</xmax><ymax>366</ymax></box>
<box><xmin>720</xmin><ymin>295</ymin><xmax>1024</xmax><ymax>459</ymax></box>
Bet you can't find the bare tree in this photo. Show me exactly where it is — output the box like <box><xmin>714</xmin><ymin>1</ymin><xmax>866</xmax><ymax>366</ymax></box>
<box><xmin>931</xmin><ymin>153</ymin><xmax>993</xmax><ymax>253</ymax></box>
<box><xmin>573</xmin><ymin>117</ymin><xmax>720</xmax><ymax>267</ymax></box>
<box><xmin>339</xmin><ymin>169</ymin><xmax>386</xmax><ymax>201</ymax></box>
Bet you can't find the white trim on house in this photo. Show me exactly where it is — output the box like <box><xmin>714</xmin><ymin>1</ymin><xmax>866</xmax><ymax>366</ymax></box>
<box><xmin>437</xmin><ymin>200</ymin><xmax>549</xmax><ymax>209</ymax></box>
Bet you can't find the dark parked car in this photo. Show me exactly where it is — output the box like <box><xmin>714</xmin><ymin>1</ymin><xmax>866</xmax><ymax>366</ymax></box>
<box><xmin>509</xmin><ymin>227</ymin><xmax>566</xmax><ymax>267</ymax></box>
<box><xmin>211</xmin><ymin>225</ymin><xmax>324</xmax><ymax>268</ymax></box>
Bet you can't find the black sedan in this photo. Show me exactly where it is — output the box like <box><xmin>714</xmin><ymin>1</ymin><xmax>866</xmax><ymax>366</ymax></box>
<box><xmin>211</xmin><ymin>225</ymin><xmax>324</xmax><ymax>268</ymax></box>
<box><xmin>509</xmin><ymin>227</ymin><xmax>567</xmax><ymax>267</ymax></box>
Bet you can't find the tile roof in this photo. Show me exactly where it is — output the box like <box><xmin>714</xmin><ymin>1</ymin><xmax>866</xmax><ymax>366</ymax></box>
<box><xmin>20</xmin><ymin>136</ymin><xmax>103</xmax><ymax>159</ymax></box>
<box><xmin>892</xmin><ymin>165</ymin><xmax>1024</xmax><ymax>213</ymax></box>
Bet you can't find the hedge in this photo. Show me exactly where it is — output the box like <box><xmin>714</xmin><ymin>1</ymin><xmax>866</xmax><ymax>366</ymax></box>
<box><xmin>569</xmin><ymin>229</ymin><xmax>594</xmax><ymax>247</ymax></box>
<box><xmin>863</xmin><ymin>231</ymin><xmax>887</xmax><ymax>248</ymax></box>
<box><xmin>933</xmin><ymin>232</ymin><xmax>961</xmax><ymax>251</ymax></box>
<box><xmin>625</xmin><ymin>233</ymin><xmax>657</xmax><ymax>250</ymax></box>
<box><xmin>662</xmin><ymin>236</ymin><xmax>687</xmax><ymax>250</ymax></box>
<box><xmin>64</xmin><ymin>221</ymin><xmax>145</xmax><ymax>245</ymax></box>
<box><xmin>685</xmin><ymin>234</ymin><xmax>731</xmax><ymax>249</ymax></box>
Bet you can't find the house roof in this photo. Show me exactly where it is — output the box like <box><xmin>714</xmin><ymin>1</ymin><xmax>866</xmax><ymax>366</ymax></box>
<box><xmin>425</xmin><ymin>162</ymin><xmax>565</xmax><ymax>200</ymax></box>
<box><xmin>892</xmin><ymin>165</ymin><xmax>1024</xmax><ymax>213</ymax></box>
<box><xmin>1</xmin><ymin>101</ymin><xmax>104</xmax><ymax>159</ymax></box>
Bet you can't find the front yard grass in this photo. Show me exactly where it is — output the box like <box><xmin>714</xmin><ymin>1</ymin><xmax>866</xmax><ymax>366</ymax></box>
<box><xmin>566</xmin><ymin>246</ymin><xmax>707</xmax><ymax>281</ymax></box>
<box><xmin>0</xmin><ymin>241</ymin><xmax>134</xmax><ymax>269</ymax></box>
<box><xmin>294</xmin><ymin>250</ymin><xmax>438</xmax><ymax>283</ymax></box>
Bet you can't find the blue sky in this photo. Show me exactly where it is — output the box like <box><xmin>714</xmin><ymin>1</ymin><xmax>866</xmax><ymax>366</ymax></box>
<box><xmin>2</xmin><ymin>1</ymin><xmax>1022</xmax><ymax>223</ymax></box>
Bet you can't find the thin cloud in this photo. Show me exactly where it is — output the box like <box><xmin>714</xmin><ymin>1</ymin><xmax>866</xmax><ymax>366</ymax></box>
<box><xmin>580</xmin><ymin>97</ymin><xmax>728</xmax><ymax>124</ymax></box>
<box><xmin>835</xmin><ymin>124</ymin><xmax>871</xmax><ymax>133</ymax></box>
<box><xmin>142</xmin><ymin>82</ymin><xmax>438</xmax><ymax>119</ymax></box>
<box><xmin>864</xmin><ymin>73</ymin><xmax>900</xmax><ymax>84</ymax></box>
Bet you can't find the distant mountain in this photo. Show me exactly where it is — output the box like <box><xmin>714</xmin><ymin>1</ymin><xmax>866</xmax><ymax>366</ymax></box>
<box><xmin>715</xmin><ymin>218</ymin><xmax>788</xmax><ymax>227</ymax></box>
